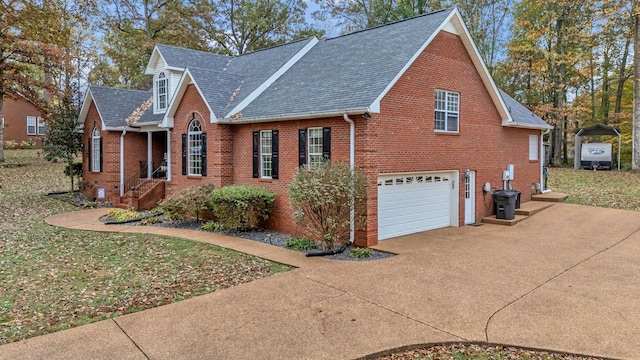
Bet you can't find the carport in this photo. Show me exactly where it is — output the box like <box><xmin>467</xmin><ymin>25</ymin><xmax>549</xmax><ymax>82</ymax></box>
<box><xmin>573</xmin><ymin>123</ymin><xmax>621</xmax><ymax>171</ymax></box>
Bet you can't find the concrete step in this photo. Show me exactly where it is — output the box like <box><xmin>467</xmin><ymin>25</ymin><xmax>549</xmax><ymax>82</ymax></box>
<box><xmin>532</xmin><ymin>192</ymin><xmax>568</xmax><ymax>202</ymax></box>
<box><xmin>515</xmin><ymin>201</ymin><xmax>554</xmax><ymax>216</ymax></box>
<box><xmin>481</xmin><ymin>214</ymin><xmax>528</xmax><ymax>226</ymax></box>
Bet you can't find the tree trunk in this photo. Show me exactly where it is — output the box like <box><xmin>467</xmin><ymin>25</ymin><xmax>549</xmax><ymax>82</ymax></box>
<box><xmin>634</xmin><ymin>1</ymin><xmax>640</xmax><ymax>169</ymax></box>
<box><xmin>0</xmin><ymin>71</ymin><xmax>4</xmax><ymax>162</ymax></box>
<box><xmin>615</xmin><ymin>37</ymin><xmax>631</xmax><ymax>114</ymax></box>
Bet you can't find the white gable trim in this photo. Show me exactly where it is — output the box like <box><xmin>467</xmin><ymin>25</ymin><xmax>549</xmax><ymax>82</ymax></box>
<box><xmin>145</xmin><ymin>46</ymin><xmax>184</xmax><ymax>75</ymax></box>
<box><xmin>224</xmin><ymin>37</ymin><xmax>319</xmax><ymax>119</ymax></box>
<box><xmin>369</xmin><ymin>8</ymin><xmax>512</xmax><ymax>123</ymax></box>
<box><xmin>160</xmin><ymin>68</ymin><xmax>217</xmax><ymax>128</ymax></box>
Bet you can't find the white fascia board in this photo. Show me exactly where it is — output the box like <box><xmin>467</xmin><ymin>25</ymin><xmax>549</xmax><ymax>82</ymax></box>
<box><xmin>160</xmin><ymin>68</ymin><xmax>218</xmax><ymax>128</ymax></box>
<box><xmin>145</xmin><ymin>47</ymin><xmax>163</xmax><ymax>75</ymax></box>
<box><xmin>369</xmin><ymin>9</ymin><xmax>456</xmax><ymax>113</ymax></box>
<box><xmin>448</xmin><ymin>10</ymin><xmax>512</xmax><ymax>123</ymax></box>
<box><xmin>77</xmin><ymin>89</ymin><xmax>95</xmax><ymax>131</ymax></box>
<box><xmin>225</xmin><ymin>37</ymin><xmax>319</xmax><ymax>119</ymax></box>
<box><xmin>502</xmin><ymin>122</ymin><xmax>553</xmax><ymax>130</ymax></box>
<box><xmin>219</xmin><ymin>108</ymin><xmax>369</xmax><ymax>124</ymax></box>
<box><xmin>370</xmin><ymin>9</ymin><xmax>512</xmax><ymax>124</ymax></box>
<box><xmin>102</xmin><ymin>125</ymin><xmax>141</xmax><ymax>132</ymax></box>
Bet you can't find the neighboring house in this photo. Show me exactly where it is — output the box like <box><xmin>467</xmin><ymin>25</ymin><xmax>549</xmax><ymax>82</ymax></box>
<box><xmin>2</xmin><ymin>97</ymin><xmax>45</xmax><ymax>149</ymax></box>
<box><xmin>78</xmin><ymin>8</ymin><xmax>552</xmax><ymax>247</ymax></box>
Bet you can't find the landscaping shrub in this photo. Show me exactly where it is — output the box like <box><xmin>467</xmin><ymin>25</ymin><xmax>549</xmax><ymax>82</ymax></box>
<box><xmin>201</xmin><ymin>221</ymin><xmax>226</xmax><ymax>232</ymax></box>
<box><xmin>158</xmin><ymin>183</ymin><xmax>216</xmax><ymax>221</ymax></box>
<box><xmin>208</xmin><ymin>185</ymin><xmax>275</xmax><ymax>231</ymax></box>
<box><xmin>349</xmin><ymin>247</ymin><xmax>372</xmax><ymax>259</ymax></box>
<box><xmin>106</xmin><ymin>208</ymin><xmax>144</xmax><ymax>222</ymax></box>
<box><xmin>286</xmin><ymin>237</ymin><xmax>317</xmax><ymax>251</ymax></box>
<box><xmin>288</xmin><ymin>162</ymin><xmax>368</xmax><ymax>249</ymax></box>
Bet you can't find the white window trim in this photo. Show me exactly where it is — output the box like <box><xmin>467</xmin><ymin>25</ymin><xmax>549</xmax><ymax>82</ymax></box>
<box><xmin>435</xmin><ymin>90</ymin><xmax>459</xmax><ymax>133</ymax></box>
<box><xmin>91</xmin><ymin>127</ymin><xmax>101</xmax><ymax>172</ymax></box>
<box><xmin>187</xmin><ymin>119</ymin><xmax>202</xmax><ymax>176</ymax></box>
<box><xmin>308</xmin><ymin>127</ymin><xmax>323</xmax><ymax>167</ymax></box>
<box><xmin>529</xmin><ymin>134</ymin><xmax>539</xmax><ymax>161</ymax></box>
<box><xmin>37</xmin><ymin>117</ymin><xmax>46</xmax><ymax>135</ymax></box>
<box><xmin>260</xmin><ymin>130</ymin><xmax>273</xmax><ymax>179</ymax></box>
<box><xmin>27</xmin><ymin>116</ymin><xmax>36</xmax><ymax>135</ymax></box>
<box><xmin>156</xmin><ymin>72</ymin><xmax>168</xmax><ymax>111</ymax></box>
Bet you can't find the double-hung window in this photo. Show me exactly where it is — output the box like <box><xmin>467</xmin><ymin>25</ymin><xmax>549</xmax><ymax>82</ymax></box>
<box><xmin>435</xmin><ymin>90</ymin><xmax>459</xmax><ymax>132</ymax></box>
<box><xmin>307</xmin><ymin>128</ymin><xmax>324</xmax><ymax>167</ymax></box>
<box><xmin>27</xmin><ymin>116</ymin><xmax>36</xmax><ymax>135</ymax></box>
<box><xmin>298</xmin><ymin>127</ymin><xmax>331</xmax><ymax>168</ymax></box>
<box><xmin>252</xmin><ymin>130</ymin><xmax>278</xmax><ymax>179</ymax></box>
<box><xmin>37</xmin><ymin>117</ymin><xmax>46</xmax><ymax>135</ymax></box>
<box><xmin>91</xmin><ymin>127</ymin><xmax>101</xmax><ymax>172</ymax></box>
<box><xmin>260</xmin><ymin>130</ymin><xmax>273</xmax><ymax>178</ymax></box>
<box><xmin>156</xmin><ymin>72</ymin><xmax>167</xmax><ymax>111</ymax></box>
<box><xmin>187</xmin><ymin>119</ymin><xmax>202</xmax><ymax>175</ymax></box>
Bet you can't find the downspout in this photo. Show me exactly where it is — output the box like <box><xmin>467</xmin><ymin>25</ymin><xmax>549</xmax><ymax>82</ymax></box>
<box><xmin>147</xmin><ymin>131</ymin><xmax>152</xmax><ymax>179</ymax></box>
<box><xmin>120</xmin><ymin>130</ymin><xmax>126</xmax><ymax>196</ymax></box>
<box><xmin>343</xmin><ymin>114</ymin><xmax>355</xmax><ymax>244</ymax></box>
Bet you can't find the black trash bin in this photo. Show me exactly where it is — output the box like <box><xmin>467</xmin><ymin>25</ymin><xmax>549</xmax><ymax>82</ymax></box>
<box><xmin>493</xmin><ymin>190</ymin><xmax>518</xmax><ymax>220</ymax></box>
<box><xmin>514</xmin><ymin>190</ymin><xmax>521</xmax><ymax>209</ymax></box>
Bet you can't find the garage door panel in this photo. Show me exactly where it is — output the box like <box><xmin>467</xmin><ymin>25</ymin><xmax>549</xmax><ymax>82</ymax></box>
<box><xmin>378</xmin><ymin>172</ymin><xmax>455</xmax><ymax>240</ymax></box>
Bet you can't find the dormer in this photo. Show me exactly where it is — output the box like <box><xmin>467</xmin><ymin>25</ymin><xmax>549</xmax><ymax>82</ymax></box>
<box><xmin>146</xmin><ymin>45</ymin><xmax>185</xmax><ymax>115</ymax></box>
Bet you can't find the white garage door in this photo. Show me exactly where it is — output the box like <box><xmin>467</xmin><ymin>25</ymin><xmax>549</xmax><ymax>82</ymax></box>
<box><xmin>378</xmin><ymin>172</ymin><xmax>455</xmax><ymax>240</ymax></box>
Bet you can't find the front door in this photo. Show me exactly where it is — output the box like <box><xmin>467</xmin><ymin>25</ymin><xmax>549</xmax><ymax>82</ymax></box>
<box><xmin>464</xmin><ymin>171</ymin><xmax>475</xmax><ymax>225</ymax></box>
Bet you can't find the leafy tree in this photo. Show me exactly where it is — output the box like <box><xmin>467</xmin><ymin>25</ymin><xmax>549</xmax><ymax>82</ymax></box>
<box><xmin>193</xmin><ymin>0</ymin><xmax>316</xmax><ymax>55</ymax></box>
<box><xmin>633</xmin><ymin>0</ymin><xmax>640</xmax><ymax>169</ymax></box>
<box><xmin>42</xmin><ymin>103</ymin><xmax>83</xmax><ymax>192</ymax></box>
<box><xmin>288</xmin><ymin>162</ymin><xmax>368</xmax><ymax>250</ymax></box>
<box><xmin>0</xmin><ymin>0</ymin><xmax>68</xmax><ymax>161</ymax></box>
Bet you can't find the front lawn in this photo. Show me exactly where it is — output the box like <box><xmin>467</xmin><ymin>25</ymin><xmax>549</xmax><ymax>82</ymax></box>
<box><xmin>548</xmin><ymin>167</ymin><xmax>640</xmax><ymax>210</ymax></box>
<box><xmin>0</xmin><ymin>150</ymin><xmax>290</xmax><ymax>345</ymax></box>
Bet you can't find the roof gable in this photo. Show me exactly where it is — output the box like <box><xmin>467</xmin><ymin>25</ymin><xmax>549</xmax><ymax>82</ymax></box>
<box><xmin>499</xmin><ymin>90</ymin><xmax>552</xmax><ymax>130</ymax></box>
<box><xmin>78</xmin><ymin>86</ymin><xmax>157</xmax><ymax>131</ymax></box>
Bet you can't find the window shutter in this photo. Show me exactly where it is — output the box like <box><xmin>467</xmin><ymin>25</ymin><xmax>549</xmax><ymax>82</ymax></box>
<box><xmin>181</xmin><ymin>134</ymin><xmax>187</xmax><ymax>175</ymax></box>
<box><xmin>201</xmin><ymin>132</ymin><xmax>207</xmax><ymax>176</ymax></box>
<box><xmin>322</xmin><ymin>127</ymin><xmax>331</xmax><ymax>161</ymax></box>
<box><xmin>99</xmin><ymin>138</ymin><xmax>104</xmax><ymax>172</ymax></box>
<box><xmin>252</xmin><ymin>131</ymin><xmax>259</xmax><ymax>178</ymax></box>
<box><xmin>298</xmin><ymin>128</ymin><xmax>307</xmax><ymax>167</ymax></box>
<box><xmin>87</xmin><ymin>138</ymin><xmax>91</xmax><ymax>171</ymax></box>
<box><xmin>272</xmin><ymin>130</ymin><xmax>279</xmax><ymax>179</ymax></box>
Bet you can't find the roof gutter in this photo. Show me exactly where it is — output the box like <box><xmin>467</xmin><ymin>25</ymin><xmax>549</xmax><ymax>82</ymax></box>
<box><xmin>219</xmin><ymin>108</ymin><xmax>370</xmax><ymax>124</ymax></box>
<box><xmin>343</xmin><ymin>114</ymin><xmax>356</xmax><ymax>245</ymax></box>
<box><xmin>503</xmin><ymin>122</ymin><xmax>553</xmax><ymax>131</ymax></box>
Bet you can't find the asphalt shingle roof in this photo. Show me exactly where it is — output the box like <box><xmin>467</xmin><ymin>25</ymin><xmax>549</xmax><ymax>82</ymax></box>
<box><xmin>499</xmin><ymin>90</ymin><xmax>552</xmax><ymax>129</ymax></box>
<box><xmin>89</xmin><ymin>86</ymin><xmax>155</xmax><ymax>128</ymax></box>
<box><xmin>155</xmin><ymin>44</ymin><xmax>231</xmax><ymax>72</ymax></box>
<box><xmin>240</xmin><ymin>9</ymin><xmax>453</xmax><ymax>119</ymax></box>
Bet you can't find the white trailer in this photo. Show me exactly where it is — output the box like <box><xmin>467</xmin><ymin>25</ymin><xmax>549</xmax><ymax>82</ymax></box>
<box><xmin>580</xmin><ymin>143</ymin><xmax>612</xmax><ymax>170</ymax></box>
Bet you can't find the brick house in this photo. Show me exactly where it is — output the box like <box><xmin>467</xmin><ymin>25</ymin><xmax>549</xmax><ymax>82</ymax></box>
<box><xmin>78</xmin><ymin>8</ymin><xmax>551</xmax><ymax>247</ymax></box>
<box><xmin>2</xmin><ymin>97</ymin><xmax>45</xmax><ymax>149</ymax></box>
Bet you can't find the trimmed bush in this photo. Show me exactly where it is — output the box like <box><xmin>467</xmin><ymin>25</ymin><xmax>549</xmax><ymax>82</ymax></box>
<box><xmin>208</xmin><ymin>185</ymin><xmax>275</xmax><ymax>231</ymax></box>
<box><xmin>158</xmin><ymin>183</ymin><xmax>216</xmax><ymax>221</ymax></box>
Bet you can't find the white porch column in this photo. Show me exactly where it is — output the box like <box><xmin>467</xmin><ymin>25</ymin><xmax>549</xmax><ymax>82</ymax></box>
<box><xmin>166</xmin><ymin>130</ymin><xmax>171</xmax><ymax>181</ymax></box>
<box><xmin>147</xmin><ymin>132</ymin><xmax>153</xmax><ymax>179</ymax></box>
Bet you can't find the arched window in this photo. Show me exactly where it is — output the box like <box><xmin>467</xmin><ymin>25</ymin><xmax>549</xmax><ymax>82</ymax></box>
<box><xmin>188</xmin><ymin>119</ymin><xmax>202</xmax><ymax>175</ymax></box>
<box><xmin>91</xmin><ymin>127</ymin><xmax>101</xmax><ymax>172</ymax></box>
<box><xmin>156</xmin><ymin>72</ymin><xmax>167</xmax><ymax>110</ymax></box>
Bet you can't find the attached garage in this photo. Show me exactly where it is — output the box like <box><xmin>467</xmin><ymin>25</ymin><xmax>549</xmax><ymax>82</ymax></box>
<box><xmin>377</xmin><ymin>172</ymin><xmax>458</xmax><ymax>240</ymax></box>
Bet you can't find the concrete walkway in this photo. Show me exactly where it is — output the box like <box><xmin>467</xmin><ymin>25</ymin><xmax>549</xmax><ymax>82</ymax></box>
<box><xmin>1</xmin><ymin>203</ymin><xmax>639</xmax><ymax>359</ymax></box>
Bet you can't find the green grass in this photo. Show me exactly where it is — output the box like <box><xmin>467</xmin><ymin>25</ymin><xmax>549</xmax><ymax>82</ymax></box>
<box><xmin>0</xmin><ymin>150</ymin><xmax>290</xmax><ymax>345</ymax></box>
<box><xmin>548</xmin><ymin>168</ymin><xmax>640</xmax><ymax>210</ymax></box>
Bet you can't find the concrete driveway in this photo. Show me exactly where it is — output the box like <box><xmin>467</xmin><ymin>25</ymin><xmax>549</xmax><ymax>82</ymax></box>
<box><xmin>1</xmin><ymin>203</ymin><xmax>639</xmax><ymax>359</ymax></box>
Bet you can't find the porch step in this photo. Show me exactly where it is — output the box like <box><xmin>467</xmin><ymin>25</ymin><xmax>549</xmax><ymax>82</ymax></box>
<box><xmin>481</xmin><ymin>214</ymin><xmax>528</xmax><ymax>226</ymax></box>
<box><xmin>481</xmin><ymin>201</ymin><xmax>556</xmax><ymax>226</ymax></box>
<box><xmin>532</xmin><ymin>192</ymin><xmax>569</xmax><ymax>202</ymax></box>
<box><xmin>515</xmin><ymin>201</ymin><xmax>554</xmax><ymax>216</ymax></box>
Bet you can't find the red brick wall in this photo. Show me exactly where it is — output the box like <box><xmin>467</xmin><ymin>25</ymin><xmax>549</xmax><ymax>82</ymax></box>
<box><xmin>359</xmin><ymin>31</ymin><xmax>542</xmax><ymax>246</ymax></box>
<box><xmin>165</xmin><ymin>31</ymin><xmax>543</xmax><ymax>247</ymax></box>
<box><xmin>81</xmin><ymin>101</ymin><xmax>149</xmax><ymax>202</ymax></box>
<box><xmin>2</xmin><ymin>98</ymin><xmax>44</xmax><ymax>149</ymax></box>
